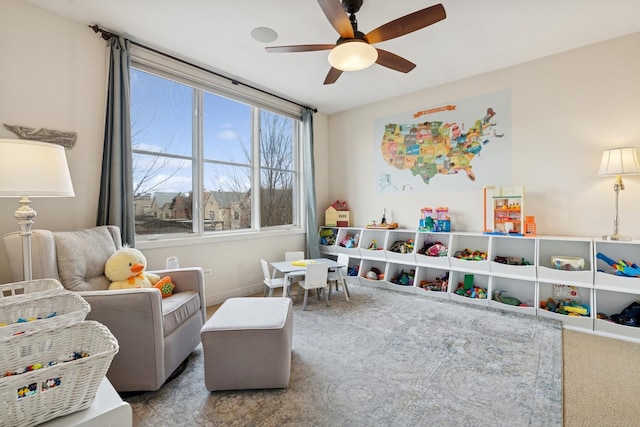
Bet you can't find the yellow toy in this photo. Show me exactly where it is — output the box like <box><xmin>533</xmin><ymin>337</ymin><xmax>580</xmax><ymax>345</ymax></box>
<box><xmin>106</xmin><ymin>247</ymin><xmax>162</xmax><ymax>290</ymax></box>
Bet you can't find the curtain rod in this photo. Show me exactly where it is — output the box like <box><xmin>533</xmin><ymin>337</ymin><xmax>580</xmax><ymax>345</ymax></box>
<box><xmin>89</xmin><ymin>25</ymin><xmax>318</xmax><ymax>113</ymax></box>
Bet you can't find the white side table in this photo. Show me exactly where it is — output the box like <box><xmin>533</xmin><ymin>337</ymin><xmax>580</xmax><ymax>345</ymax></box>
<box><xmin>40</xmin><ymin>377</ymin><xmax>132</xmax><ymax>427</ymax></box>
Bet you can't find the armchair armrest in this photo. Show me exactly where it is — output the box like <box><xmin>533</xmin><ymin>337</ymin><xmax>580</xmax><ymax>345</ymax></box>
<box><xmin>150</xmin><ymin>267</ymin><xmax>206</xmax><ymax>323</ymax></box>
<box><xmin>78</xmin><ymin>288</ymin><xmax>165</xmax><ymax>391</ymax></box>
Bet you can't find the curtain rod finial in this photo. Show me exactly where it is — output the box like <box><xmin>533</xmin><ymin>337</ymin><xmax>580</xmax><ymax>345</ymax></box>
<box><xmin>89</xmin><ymin>24</ymin><xmax>114</xmax><ymax>40</ymax></box>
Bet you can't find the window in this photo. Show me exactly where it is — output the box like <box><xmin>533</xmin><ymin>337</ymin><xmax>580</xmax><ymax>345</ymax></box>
<box><xmin>130</xmin><ymin>50</ymin><xmax>302</xmax><ymax>240</ymax></box>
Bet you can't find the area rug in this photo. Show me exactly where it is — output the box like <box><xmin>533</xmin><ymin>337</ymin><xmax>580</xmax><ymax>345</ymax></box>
<box><xmin>123</xmin><ymin>284</ymin><xmax>562</xmax><ymax>426</ymax></box>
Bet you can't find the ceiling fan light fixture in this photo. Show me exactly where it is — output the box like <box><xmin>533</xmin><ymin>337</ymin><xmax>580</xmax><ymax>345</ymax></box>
<box><xmin>328</xmin><ymin>40</ymin><xmax>378</xmax><ymax>71</ymax></box>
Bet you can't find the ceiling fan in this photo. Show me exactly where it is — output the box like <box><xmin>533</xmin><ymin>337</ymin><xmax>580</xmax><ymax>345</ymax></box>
<box><xmin>265</xmin><ymin>0</ymin><xmax>446</xmax><ymax>85</ymax></box>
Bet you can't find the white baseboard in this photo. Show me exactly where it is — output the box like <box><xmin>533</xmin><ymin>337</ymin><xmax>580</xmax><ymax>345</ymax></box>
<box><xmin>205</xmin><ymin>283</ymin><xmax>264</xmax><ymax>307</ymax></box>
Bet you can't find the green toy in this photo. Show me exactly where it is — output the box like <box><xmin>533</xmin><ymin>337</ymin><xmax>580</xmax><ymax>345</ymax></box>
<box><xmin>494</xmin><ymin>290</ymin><xmax>522</xmax><ymax>306</ymax></box>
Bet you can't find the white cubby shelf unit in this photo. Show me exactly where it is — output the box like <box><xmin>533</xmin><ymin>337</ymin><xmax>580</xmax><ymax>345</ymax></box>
<box><xmin>318</xmin><ymin>226</ymin><xmax>640</xmax><ymax>343</ymax></box>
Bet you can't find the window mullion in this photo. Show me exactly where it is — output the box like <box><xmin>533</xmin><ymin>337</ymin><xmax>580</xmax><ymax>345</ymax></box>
<box><xmin>252</xmin><ymin>107</ymin><xmax>260</xmax><ymax>230</ymax></box>
<box><xmin>193</xmin><ymin>88</ymin><xmax>204</xmax><ymax>235</ymax></box>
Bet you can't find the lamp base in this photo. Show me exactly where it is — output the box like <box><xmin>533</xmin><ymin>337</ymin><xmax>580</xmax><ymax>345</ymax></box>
<box><xmin>602</xmin><ymin>234</ymin><xmax>632</xmax><ymax>241</ymax></box>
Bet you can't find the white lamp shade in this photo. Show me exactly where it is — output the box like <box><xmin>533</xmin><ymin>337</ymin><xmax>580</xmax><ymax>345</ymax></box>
<box><xmin>598</xmin><ymin>147</ymin><xmax>640</xmax><ymax>177</ymax></box>
<box><xmin>328</xmin><ymin>40</ymin><xmax>378</xmax><ymax>72</ymax></box>
<box><xmin>0</xmin><ymin>139</ymin><xmax>75</xmax><ymax>197</ymax></box>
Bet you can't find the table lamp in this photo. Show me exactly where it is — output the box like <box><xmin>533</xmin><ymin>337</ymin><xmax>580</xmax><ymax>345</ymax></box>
<box><xmin>598</xmin><ymin>147</ymin><xmax>640</xmax><ymax>241</ymax></box>
<box><xmin>0</xmin><ymin>138</ymin><xmax>75</xmax><ymax>280</ymax></box>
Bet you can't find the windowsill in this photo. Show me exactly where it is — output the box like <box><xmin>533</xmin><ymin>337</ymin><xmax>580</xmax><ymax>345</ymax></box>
<box><xmin>136</xmin><ymin>226</ymin><xmax>306</xmax><ymax>250</ymax></box>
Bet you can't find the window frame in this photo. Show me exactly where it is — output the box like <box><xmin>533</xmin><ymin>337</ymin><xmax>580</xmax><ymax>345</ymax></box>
<box><xmin>130</xmin><ymin>46</ymin><xmax>305</xmax><ymax>245</ymax></box>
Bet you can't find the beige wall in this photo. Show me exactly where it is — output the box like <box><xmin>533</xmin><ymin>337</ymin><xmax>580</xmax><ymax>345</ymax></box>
<box><xmin>325</xmin><ymin>32</ymin><xmax>640</xmax><ymax>238</ymax></box>
<box><xmin>0</xmin><ymin>0</ymin><xmax>327</xmax><ymax>305</ymax></box>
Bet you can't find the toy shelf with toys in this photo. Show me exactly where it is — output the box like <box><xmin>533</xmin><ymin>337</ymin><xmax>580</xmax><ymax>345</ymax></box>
<box><xmin>318</xmin><ymin>225</ymin><xmax>640</xmax><ymax>343</ymax></box>
<box><xmin>592</xmin><ymin>239</ymin><xmax>640</xmax><ymax>341</ymax></box>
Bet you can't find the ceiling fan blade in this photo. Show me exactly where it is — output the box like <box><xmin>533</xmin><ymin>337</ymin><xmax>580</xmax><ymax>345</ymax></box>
<box><xmin>323</xmin><ymin>67</ymin><xmax>343</xmax><ymax>85</ymax></box>
<box><xmin>265</xmin><ymin>44</ymin><xmax>336</xmax><ymax>53</ymax></box>
<box><xmin>317</xmin><ymin>0</ymin><xmax>354</xmax><ymax>38</ymax></box>
<box><xmin>375</xmin><ymin>49</ymin><xmax>416</xmax><ymax>73</ymax></box>
<box><xmin>366</xmin><ymin>3</ymin><xmax>446</xmax><ymax>44</ymax></box>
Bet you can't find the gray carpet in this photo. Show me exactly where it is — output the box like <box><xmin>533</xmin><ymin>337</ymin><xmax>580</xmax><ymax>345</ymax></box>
<box><xmin>123</xmin><ymin>284</ymin><xmax>562</xmax><ymax>426</ymax></box>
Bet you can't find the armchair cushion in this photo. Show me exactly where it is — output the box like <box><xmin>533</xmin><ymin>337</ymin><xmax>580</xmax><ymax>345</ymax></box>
<box><xmin>162</xmin><ymin>291</ymin><xmax>201</xmax><ymax>337</ymax></box>
<box><xmin>53</xmin><ymin>226</ymin><xmax>117</xmax><ymax>291</ymax></box>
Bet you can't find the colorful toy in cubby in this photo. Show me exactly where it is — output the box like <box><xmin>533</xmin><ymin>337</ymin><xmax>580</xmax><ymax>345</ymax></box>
<box><xmin>319</xmin><ymin>228</ymin><xmax>337</xmax><ymax>246</ymax></box>
<box><xmin>453</xmin><ymin>274</ymin><xmax>487</xmax><ymax>299</ymax></box>
<box><xmin>453</xmin><ymin>248</ymin><xmax>487</xmax><ymax>261</ymax></box>
<box><xmin>540</xmin><ymin>298</ymin><xmax>590</xmax><ymax>316</ymax></box>
<box><xmin>347</xmin><ymin>265</ymin><xmax>359</xmax><ymax>277</ymax></box>
<box><xmin>605</xmin><ymin>301</ymin><xmax>640</xmax><ymax>327</ymax></box>
<box><xmin>597</xmin><ymin>252</ymin><xmax>640</xmax><ymax>277</ymax></box>
<box><xmin>493</xmin><ymin>256</ymin><xmax>531</xmax><ymax>266</ymax></box>
<box><xmin>493</xmin><ymin>290</ymin><xmax>528</xmax><ymax>306</ymax></box>
<box><xmin>339</xmin><ymin>232</ymin><xmax>359</xmax><ymax>249</ymax></box>
<box><xmin>366</xmin><ymin>239</ymin><xmax>384</xmax><ymax>251</ymax></box>
<box><xmin>390</xmin><ymin>269</ymin><xmax>415</xmax><ymax>286</ymax></box>
<box><xmin>419</xmin><ymin>272</ymin><xmax>449</xmax><ymax>292</ymax></box>
<box><xmin>388</xmin><ymin>239</ymin><xmax>414</xmax><ymax>254</ymax></box>
<box><xmin>364</xmin><ymin>267</ymin><xmax>384</xmax><ymax>281</ymax></box>
<box><xmin>539</xmin><ymin>284</ymin><xmax>589</xmax><ymax>316</ymax></box>
<box><xmin>417</xmin><ymin>241</ymin><xmax>448</xmax><ymax>257</ymax></box>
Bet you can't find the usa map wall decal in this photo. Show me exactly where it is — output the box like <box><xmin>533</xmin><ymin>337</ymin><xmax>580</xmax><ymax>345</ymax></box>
<box><xmin>375</xmin><ymin>89</ymin><xmax>512</xmax><ymax>192</ymax></box>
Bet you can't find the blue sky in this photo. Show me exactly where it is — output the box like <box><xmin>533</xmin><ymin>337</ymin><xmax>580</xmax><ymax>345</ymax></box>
<box><xmin>130</xmin><ymin>68</ymin><xmax>252</xmax><ymax>194</ymax></box>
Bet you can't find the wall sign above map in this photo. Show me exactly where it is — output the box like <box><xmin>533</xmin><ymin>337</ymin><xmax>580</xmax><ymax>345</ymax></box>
<box><xmin>375</xmin><ymin>89</ymin><xmax>512</xmax><ymax>192</ymax></box>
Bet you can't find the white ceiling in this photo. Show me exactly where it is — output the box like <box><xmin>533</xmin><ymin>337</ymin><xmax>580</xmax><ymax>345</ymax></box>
<box><xmin>23</xmin><ymin>0</ymin><xmax>640</xmax><ymax>114</ymax></box>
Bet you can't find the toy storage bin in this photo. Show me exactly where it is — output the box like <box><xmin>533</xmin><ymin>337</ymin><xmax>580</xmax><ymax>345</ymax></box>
<box><xmin>358</xmin><ymin>259</ymin><xmax>387</xmax><ymax>289</ymax></box>
<box><xmin>537</xmin><ymin>281</ymin><xmax>593</xmax><ymax>331</ymax></box>
<box><xmin>414</xmin><ymin>266</ymin><xmax>450</xmax><ymax>300</ymax></box>
<box><xmin>414</xmin><ymin>231</ymin><xmax>451</xmax><ymax>269</ymax></box>
<box><xmin>0</xmin><ymin>279</ymin><xmax>64</xmax><ymax>299</ymax></box>
<box><xmin>0</xmin><ymin>291</ymin><xmax>90</xmax><ymax>338</ymax></box>
<box><xmin>358</xmin><ymin>229</ymin><xmax>387</xmax><ymax>260</ymax></box>
<box><xmin>318</xmin><ymin>227</ymin><xmax>338</xmax><ymax>255</ymax></box>
<box><xmin>488</xmin><ymin>276</ymin><xmax>537</xmax><ymax>316</ymax></box>
<box><xmin>448</xmin><ymin>233</ymin><xmax>490</xmax><ymax>273</ymax></box>
<box><xmin>384</xmin><ymin>262</ymin><xmax>416</xmax><ymax>294</ymax></box>
<box><xmin>488</xmin><ymin>235</ymin><xmax>537</xmax><ymax>279</ymax></box>
<box><xmin>0</xmin><ymin>320</ymin><xmax>119</xmax><ymax>427</ymax></box>
<box><xmin>448</xmin><ymin>271</ymin><xmax>490</xmax><ymax>308</ymax></box>
<box><xmin>536</xmin><ymin>237</ymin><xmax>593</xmax><ymax>285</ymax></box>
<box><xmin>594</xmin><ymin>289</ymin><xmax>640</xmax><ymax>342</ymax></box>
<box><xmin>384</xmin><ymin>230</ymin><xmax>417</xmax><ymax>263</ymax></box>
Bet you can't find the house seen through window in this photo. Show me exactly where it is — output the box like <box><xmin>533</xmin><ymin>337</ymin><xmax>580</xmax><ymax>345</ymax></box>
<box><xmin>130</xmin><ymin>62</ymin><xmax>301</xmax><ymax>239</ymax></box>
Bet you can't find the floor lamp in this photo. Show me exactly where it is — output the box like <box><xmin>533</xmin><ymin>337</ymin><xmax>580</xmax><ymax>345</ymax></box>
<box><xmin>598</xmin><ymin>147</ymin><xmax>640</xmax><ymax>241</ymax></box>
<box><xmin>0</xmin><ymin>139</ymin><xmax>75</xmax><ymax>281</ymax></box>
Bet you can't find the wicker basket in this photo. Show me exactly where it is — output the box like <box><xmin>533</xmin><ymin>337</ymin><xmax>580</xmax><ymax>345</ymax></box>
<box><xmin>0</xmin><ymin>279</ymin><xmax>64</xmax><ymax>299</ymax></box>
<box><xmin>0</xmin><ymin>320</ymin><xmax>119</xmax><ymax>427</ymax></box>
<box><xmin>0</xmin><ymin>291</ymin><xmax>90</xmax><ymax>338</ymax></box>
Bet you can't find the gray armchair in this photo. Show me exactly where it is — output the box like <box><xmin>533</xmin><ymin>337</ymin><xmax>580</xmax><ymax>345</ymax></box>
<box><xmin>2</xmin><ymin>226</ymin><xmax>206</xmax><ymax>393</ymax></box>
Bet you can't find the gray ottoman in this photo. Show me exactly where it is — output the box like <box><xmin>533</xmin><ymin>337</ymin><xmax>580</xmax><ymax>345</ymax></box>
<box><xmin>201</xmin><ymin>297</ymin><xmax>293</xmax><ymax>391</ymax></box>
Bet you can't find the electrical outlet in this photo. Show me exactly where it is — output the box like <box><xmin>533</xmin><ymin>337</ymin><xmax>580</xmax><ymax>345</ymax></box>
<box><xmin>203</xmin><ymin>269</ymin><xmax>213</xmax><ymax>276</ymax></box>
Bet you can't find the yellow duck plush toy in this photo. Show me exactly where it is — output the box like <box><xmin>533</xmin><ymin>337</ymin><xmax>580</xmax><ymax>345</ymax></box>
<box><xmin>105</xmin><ymin>247</ymin><xmax>161</xmax><ymax>290</ymax></box>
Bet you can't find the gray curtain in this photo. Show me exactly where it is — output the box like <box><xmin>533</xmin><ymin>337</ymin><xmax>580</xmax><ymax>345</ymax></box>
<box><xmin>97</xmin><ymin>36</ymin><xmax>135</xmax><ymax>246</ymax></box>
<box><xmin>302</xmin><ymin>108</ymin><xmax>320</xmax><ymax>258</ymax></box>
